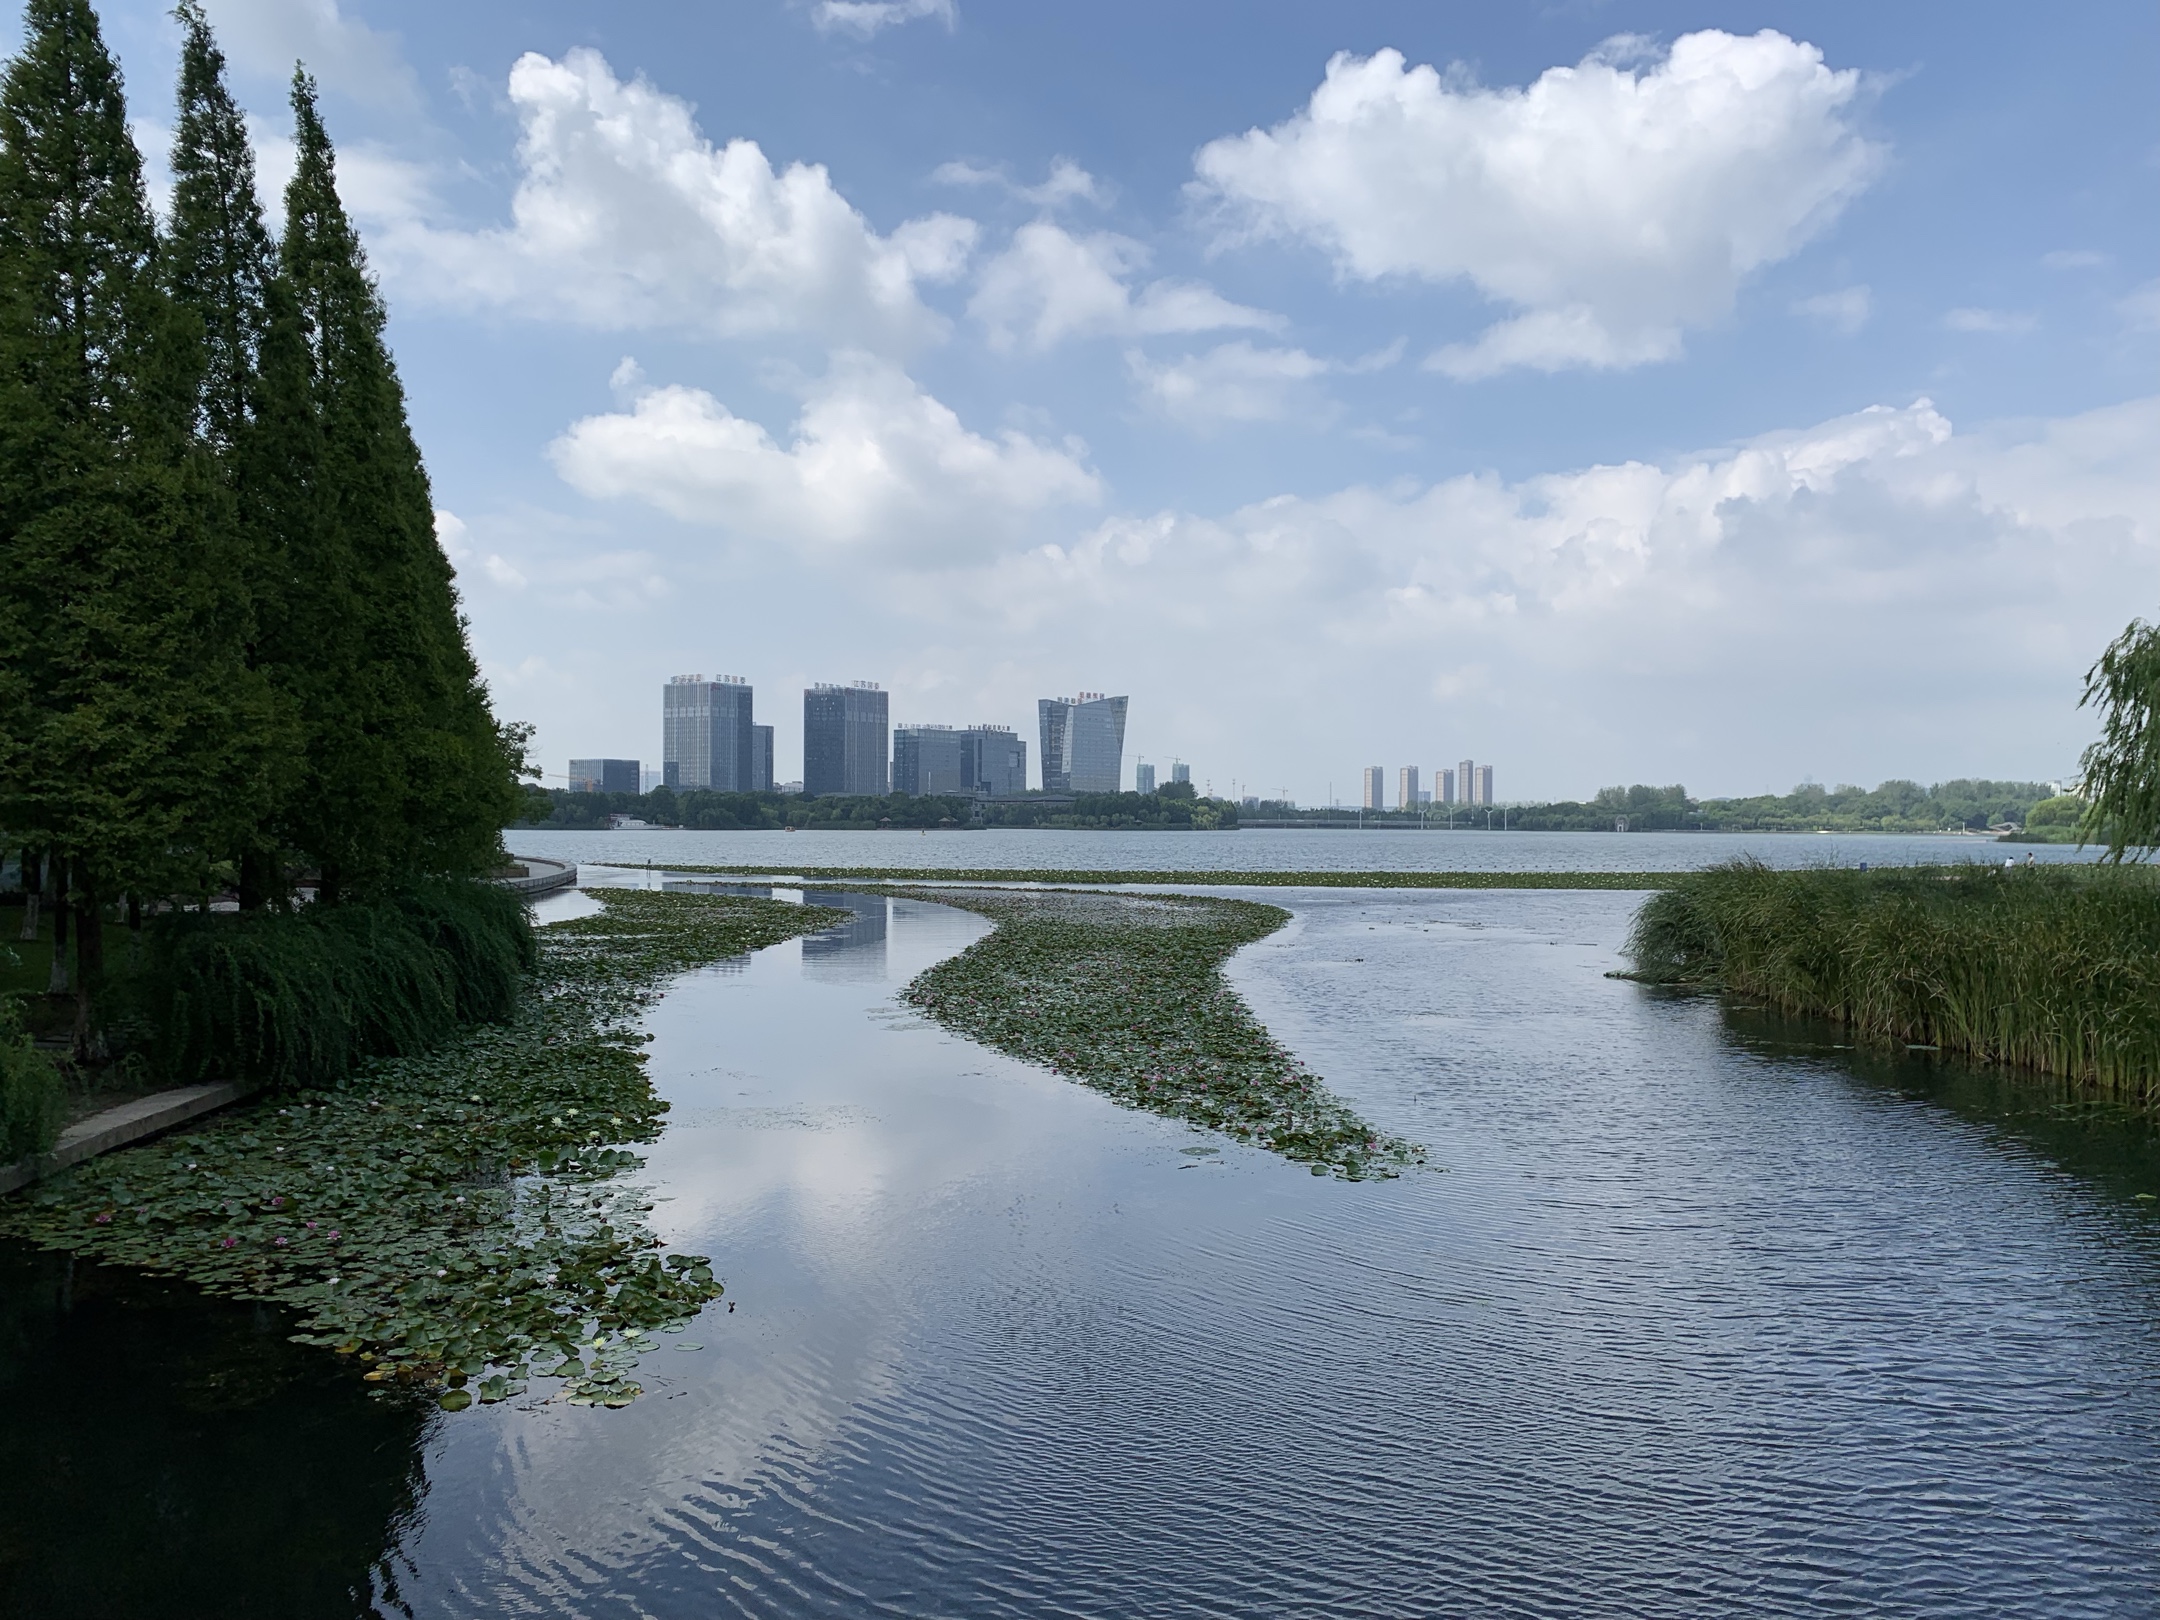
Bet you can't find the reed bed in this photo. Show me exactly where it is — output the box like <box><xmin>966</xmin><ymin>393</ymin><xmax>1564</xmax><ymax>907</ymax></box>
<box><xmin>1627</xmin><ymin>860</ymin><xmax>2160</xmax><ymax>1104</ymax></box>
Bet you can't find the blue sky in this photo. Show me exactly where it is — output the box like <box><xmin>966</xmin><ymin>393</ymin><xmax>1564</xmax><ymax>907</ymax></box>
<box><xmin>34</xmin><ymin>0</ymin><xmax>2160</xmax><ymax>801</ymax></box>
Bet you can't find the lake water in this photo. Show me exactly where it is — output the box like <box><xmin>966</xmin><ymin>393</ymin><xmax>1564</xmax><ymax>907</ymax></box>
<box><xmin>513</xmin><ymin>826</ymin><xmax>2099</xmax><ymax>875</ymax></box>
<box><xmin>4</xmin><ymin>877</ymin><xmax>2156</xmax><ymax>1617</ymax></box>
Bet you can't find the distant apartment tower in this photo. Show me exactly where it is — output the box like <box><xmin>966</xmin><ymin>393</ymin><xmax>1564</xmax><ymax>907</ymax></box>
<box><xmin>752</xmin><ymin>725</ymin><xmax>774</xmax><ymax>792</ymax></box>
<box><xmin>568</xmin><ymin>758</ymin><xmax>640</xmax><ymax>795</ymax></box>
<box><xmin>1458</xmin><ymin>759</ymin><xmax>1477</xmax><ymax>807</ymax></box>
<box><xmin>1437</xmin><ymin>767</ymin><xmax>1456</xmax><ymax>805</ymax></box>
<box><xmin>1038</xmin><ymin>693</ymin><xmax>1128</xmax><ymax>792</ymax></box>
<box><xmin>1474</xmin><ymin>765</ymin><xmax>1494</xmax><ymax>806</ymax></box>
<box><xmin>1135</xmin><ymin>762</ymin><xmax>1156</xmax><ymax>794</ymax></box>
<box><xmin>804</xmin><ymin>682</ymin><xmax>889</xmax><ymax>796</ymax></box>
<box><xmin>1171</xmin><ymin>761</ymin><xmax>1190</xmax><ymax>785</ymax></box>
<box><xmin>662</xmin><ymin>676</ymin><xmax>755</xmax><ymax>790</ymax></box>
<box><xmin>1399</xmin><ymin>766</ymin><xmax>1420</xmax><ymax>810</ymax></box>
<box><xmin>1362</xmin><ymin>766</ymin><xmax>1385</xmax><ymax>810</ymax></box>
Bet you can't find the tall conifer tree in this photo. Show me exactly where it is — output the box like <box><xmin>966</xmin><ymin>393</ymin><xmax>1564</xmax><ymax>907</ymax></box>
<box><xmin>0</xmin><ymin>0</ymin><xmax>269</xmax><ymax>1041</ymax></box>
<box><xmin>165</xmin><ymin>2</ymin><xmax>293</xmax><ymax>905</ymax></box>
<box><xmin>279</xmin><ymin>71</ymin><xmax>520</xmax><ymax>897</ymax></box>
<box><xmin>166</xmin><ymin>0</ymin><xmax>272</xmax><ymax>454</ymax></box>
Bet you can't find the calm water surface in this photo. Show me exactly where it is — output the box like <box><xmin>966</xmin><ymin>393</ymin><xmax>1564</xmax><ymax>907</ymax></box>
<box><xmin>4</xmin><ymin>878</ymin><xmax>2156</xmax><ymax>1617</ymax></box>
<box><xmin>515</xmin><ymin>826</ymin><xmax>2101</xmax><ymax>876</ymax></box>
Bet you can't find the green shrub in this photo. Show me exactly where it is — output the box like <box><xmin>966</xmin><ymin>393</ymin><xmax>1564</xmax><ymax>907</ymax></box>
<box><xmin>129</xmin><ymin>882</ymin><xmax>534</xmax><ymax>1092</ymax></box>
<box><xmin>1627</xmin><ymin>859</ymin><xmax>2160</xmax><ymax>1102</ymax></box>
<box><xmin>0</xmin><ymin>994</ymin><xmax>64</xmax><ymax>1160</ymax></box>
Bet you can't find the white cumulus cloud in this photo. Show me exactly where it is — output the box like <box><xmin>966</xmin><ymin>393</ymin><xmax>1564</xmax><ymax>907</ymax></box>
<box><xmin>1191</xmin><ymin>29</ymin><xmax>1885</xmax><ymax>377</ymax></box>
<box><xmin>548</xmin><ymin>352</ymin><xmax>1101</xmax><ymax>557</ymax></box>
<box><xmin>969</xmin><ymin>221</ymin><xmax>1278</xmax><ymax>352</ymax></box>
<box><xmin>810</xmin><ymin>0</ymin><xmax>956</xmax><ymax>39</ymax></box>
<box><xmin>899</xmin><ymin>395</ymin><xmax>2156</xmax><ymax>794</ymax></box>
<box><xmin>372</xmin><ymin>49</ymin><xmax>977</xmax><ymax>349</ymax></box>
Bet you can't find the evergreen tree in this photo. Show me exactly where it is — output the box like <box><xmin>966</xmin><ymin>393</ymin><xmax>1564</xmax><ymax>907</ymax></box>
<box><xmin>165</xmin><ymin>1</ymin><xmax>294</xmax><ymax>905</ymax></box>
<box><xmin>166</xmin><ymin>0</ymin><xmax>273</xmax><ymax>454</ymax></box>
<box><xmin>279</xmin><ymin>71</ymin><xmax>521</xmax><ymax>898</ymax></box>
<box><xmin>0</xmin><ymin>0</ymin><xmax>270</xmax><ymax>1040</ymax></box>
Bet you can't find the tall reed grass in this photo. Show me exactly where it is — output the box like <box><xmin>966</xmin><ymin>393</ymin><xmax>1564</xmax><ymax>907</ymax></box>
<box><xmin>1628</xmin><ymin>859</ymin><xmax>2160</xmax><ymax>1104</ymax></box>
<box><xmin>127</xmin><ymin>881</ymin><xmax>534</xmax><ymax>1092</ymax></box>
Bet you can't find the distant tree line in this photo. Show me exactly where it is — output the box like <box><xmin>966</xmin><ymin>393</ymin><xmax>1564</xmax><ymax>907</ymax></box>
<box><xmin>0</xmin><ymin>0</ymin><xmax>525</xmax><ymax>1023</ymax></box>
<box><xmin>516</xmin><ymin>780</ymin><xmax>1241</xmax><ymax>832</ymax></box>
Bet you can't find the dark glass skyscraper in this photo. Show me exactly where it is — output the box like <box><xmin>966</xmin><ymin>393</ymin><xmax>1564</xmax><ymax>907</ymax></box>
<box><xmin>752</xmin><ymin>725</ymin><xmax>774</xmax><ymax>793</ymax></box>
<box><xmin>804</xmin><ymin>683</ymin><xmax>889</xmax><ymax>796</ymax></box>
<box><xmin>1037</xmin><ymin>693</ymin><xmax>1128</xmax><ymax>792</ymax></box>
<box><xmin>662</xmin><ymin>677</ymin><xmax>755</xmax><ymax>790</ymax></box>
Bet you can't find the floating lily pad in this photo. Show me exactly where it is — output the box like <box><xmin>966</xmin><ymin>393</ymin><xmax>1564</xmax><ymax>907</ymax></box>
<box><xmin>438</xmin><ymin>1389</ymin><xmax>472</xmax><ymax>1412</ymax></box>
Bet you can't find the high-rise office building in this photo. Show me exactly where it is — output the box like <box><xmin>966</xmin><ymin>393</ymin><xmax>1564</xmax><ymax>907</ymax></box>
<box><xmin>1171</xmin><ymin>762</ymin><xmax>1190</xmax><ymax>785</ymax></box>
<box><xmin>893</xmin><ymin>724</ymin><xmax>1027</xmax><ymax>796</ymax></box>
<box><xmin>1474</xmin><ymin>765</ymin><xmax>1494</xmax><ymax>806</ymax></box>
<box><xmin>662</xmin><ymin>676</ymin><xmax>755</xmax><ymax>790</ymax></box>
<box><xmin>752</xmin><ymin>725</ymin><xmax>774</xmax><ymax>792</ymax></box>
<box><xmin>1362</xmin><ymin>766</ymin><xmax>1385</xmax><ymax>809</ymax></box>
<box><xmin>1038</xmin><ymin>693</ymin><xmax>1128</xmax><ymax>792</ymax></box>
<box><xmin>1135</xmin><ymin>762</ymin><xmax>1156</xmax><ymax>794</ymax></box>
<box><xmin>1399</xmin><ymin>765</ymin><xmax>1420</xmax><ymax>810</ymax></box>
<box><xmin>1437</xmin><ymin>767</ymin><xmax>1456</xmax><ymax>805</ymax></box>
<box><xmin>804</xmin><ymin>682</ymin><xmax>889</xmax><ymax>796</ymax></box>
<box><xmin>962</xmin><ymin>726</ymin><xmax>1027</xmax><ymax>796</ymax></box>
<box><xmin>568</xmin><ymin>758</ymin><xmax>640</xmax><ymax>795</ymax></box>
<box><xmin>893</xmin><ymin>725</ymin><xmax>965</xmax><ymax>796</ymax></box>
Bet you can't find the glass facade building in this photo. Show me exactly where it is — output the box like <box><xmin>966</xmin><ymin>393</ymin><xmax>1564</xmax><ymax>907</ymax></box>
<box><xmin>1037</xmin><ymin>693</ymin><xmax>1128</xmax><ymax>793</ymax></box>
<box><xmin>752</xmin><ymin>725</ymin><xmax>774</xmax><ymax>792</ymax></box>
<box><xmin>804</xmin><ymin>682</ymin><xmax>889</xmax><ymax>796</ymax></box>
<box><xmin>662</xmin><ymin>676</ymin><xmax>755</xmax><ymax>790</ymax></box>
<box><xmin>894</xmin><ymin>724</ymin><xmax>1028</xmax><ymax>796</ymax></box>
<box><xmin>1134</xmin><ymin>762</ymin><xmax>1156</xmax><ymax>794</ymax></box>
<box><xmin>963</xmin><ymin>726</ymin><xmax>1027</xmax><ymax>796</ymax></box>
<box><xmin>568</xmin><ymin>758</ymin><xmax>640</xmax><ymax>795</ymax></box>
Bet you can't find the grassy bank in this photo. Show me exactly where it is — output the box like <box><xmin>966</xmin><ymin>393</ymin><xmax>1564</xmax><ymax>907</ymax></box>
<box><xmin>632</xmin><ymin>863</ymin><xmax>1680</xmax><ymax>890</ymax></box>
<box><xmin>882</xmin><ymin>886</ymin><xmax>1422</xmax><ymax>1178</ymax></box>
<box><xmin>1627</xmin><ymin>860</ymin><xmax>2160</xmax><ymax>1104</ymax></box>
<box><xmin>0</xmin><ymin>890</ymin><xmax>842</xmax><ymax>1409</ymax></box>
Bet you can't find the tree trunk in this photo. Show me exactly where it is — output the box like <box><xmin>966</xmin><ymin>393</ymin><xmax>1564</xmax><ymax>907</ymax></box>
<box><xmin>72</xmin><ymin>862</ymin><xmax>105</xmax><ymax>1062</ymax></box>
<box><xmin>238</xmin><ymin>846</ymin><xmax>272</xmax><ymax>911</ymax></box>
<box><xmin>18</xmin><ymin>847</ymin><xmax>41</xmax><ymax>942</ymax></box>
<box><xmin>46</xmin><ymin>868</ymin><xmax>69</xmax><ymax>995</ymax></box>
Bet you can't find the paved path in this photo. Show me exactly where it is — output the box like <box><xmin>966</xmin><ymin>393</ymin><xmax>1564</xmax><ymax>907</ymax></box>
<box><xmin>0</xmin><ymin>1079</ymin><xmax>259</xmax><ymax>1196</ymax></box>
